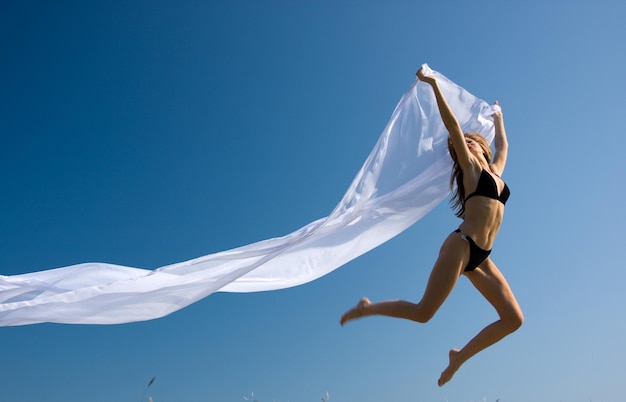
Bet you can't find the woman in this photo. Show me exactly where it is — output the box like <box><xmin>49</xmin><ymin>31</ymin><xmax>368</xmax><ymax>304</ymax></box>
<box><xmin>340</xmin><ymin>67</ymin><xmax>524</xmax><ymax>386</ymax></box>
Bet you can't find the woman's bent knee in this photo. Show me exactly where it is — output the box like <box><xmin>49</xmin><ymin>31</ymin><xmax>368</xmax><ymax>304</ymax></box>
<box><xmin>412</xmin><ymin>307</ymin><xmax>436</xmax><ymax>323</ymax></box>
<box><xmin>504</xmin><ymin>310</ymin><xmax>524</xmax><ymax>332</ymax></box>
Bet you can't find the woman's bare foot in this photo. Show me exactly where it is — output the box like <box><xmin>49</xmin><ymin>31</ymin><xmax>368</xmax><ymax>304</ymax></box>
<box><xmin>438</xmin><ymin>349</ymin><xmax>462</xmax><ymax>386</ymax></box>
<box><xmin>340</xmin><ymin>297</ymin><xmax>371</xmax><ymax>326</ymax></box>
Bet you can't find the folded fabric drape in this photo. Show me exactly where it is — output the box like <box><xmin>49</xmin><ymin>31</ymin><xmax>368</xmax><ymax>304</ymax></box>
<box><xmin>0</xmin><ymin>65</ymin><xmax>498</xmax><ymax>326</ymax></box>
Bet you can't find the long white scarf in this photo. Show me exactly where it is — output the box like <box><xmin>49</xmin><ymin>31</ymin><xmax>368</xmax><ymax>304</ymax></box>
<box><xmin>0</xmin><ymin>65</ymin><xmax>498</xmax><ymax>326</ymax></box>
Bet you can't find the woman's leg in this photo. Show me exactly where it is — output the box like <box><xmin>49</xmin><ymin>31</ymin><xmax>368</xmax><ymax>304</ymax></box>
<box><xmin>438</xmin><ymin>258</ymin><xmax>523</xmax><ymax>386</ymax></box>
<box><xmin>340</xmin><ymin>233</ymin><xmax>468</xmax><ymax>325</ymax></box>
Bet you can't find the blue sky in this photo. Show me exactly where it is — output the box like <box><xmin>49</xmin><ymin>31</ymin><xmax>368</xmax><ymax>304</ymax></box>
<box><xmin>1</xmin><ymin>1</ymin><xmax>625</xmax><ymax>401</ymax></box>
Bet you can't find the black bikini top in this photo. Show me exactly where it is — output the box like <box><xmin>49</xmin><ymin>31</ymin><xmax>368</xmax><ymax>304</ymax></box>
<box><xmin>465</xmin><ymin>169</ymin><xmax>510</xmax><ymax>205</ymax></box>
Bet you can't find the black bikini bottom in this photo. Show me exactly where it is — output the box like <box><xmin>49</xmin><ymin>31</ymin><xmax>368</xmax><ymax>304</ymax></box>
<box><xmin>454</xmin><ymin>229</ymin><xmax>491</xmax><ymax>272</ymax></box>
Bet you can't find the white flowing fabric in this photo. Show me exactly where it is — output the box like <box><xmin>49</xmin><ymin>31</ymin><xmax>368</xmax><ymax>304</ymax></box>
<box><xmin>0</xmin><ymin>65</ymin><xmax>498</xmax><ymax>326</ymax></box>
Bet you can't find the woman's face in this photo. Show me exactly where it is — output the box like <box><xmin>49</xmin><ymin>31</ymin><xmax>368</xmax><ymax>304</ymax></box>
<box><xmin>464</xmin><ymin>135</ymin><xmax>491</xmax><ymax>162</ymax></box>
<box><xmin>465</xmin><ymin>136</ymin><xmax>481</xmax><ymax>155</ymax></box>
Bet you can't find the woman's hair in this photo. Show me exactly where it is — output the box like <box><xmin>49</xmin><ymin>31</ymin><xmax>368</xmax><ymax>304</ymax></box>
<box><xmin>448</xmin><ymin>132</ymin><xmax>492</xmax><ymax>218</ymax></box>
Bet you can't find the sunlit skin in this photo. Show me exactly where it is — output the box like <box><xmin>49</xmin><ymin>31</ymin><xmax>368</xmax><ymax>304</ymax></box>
<box><xmin>340</xmin><ymin>68</ymin><xmax>523</xmax><ymax>386</ymax></box>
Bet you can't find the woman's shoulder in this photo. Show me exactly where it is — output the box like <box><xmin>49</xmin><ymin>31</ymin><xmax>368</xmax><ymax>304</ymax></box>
<box><xmin>462</xmin><ymin>158</ymin><xmax>485</xmax><ymax>176</ymax></box>
<box><xmin>488</xmin><ymin>164</ymin><xmax>504</xmax><ymax>177</ymax></box>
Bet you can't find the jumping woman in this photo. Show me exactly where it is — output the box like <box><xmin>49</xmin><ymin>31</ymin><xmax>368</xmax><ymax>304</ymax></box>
<box><xmin>340</xmin><ymin>67</ymin><xmax>524</xmax><ymax>386</ymax></box>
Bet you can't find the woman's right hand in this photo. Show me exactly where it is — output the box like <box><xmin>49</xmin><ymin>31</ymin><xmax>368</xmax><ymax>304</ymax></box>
<box><xmin>416</xmin><ymin>67</ymin><xmax>436</xmax><ymax>84</ymax></box>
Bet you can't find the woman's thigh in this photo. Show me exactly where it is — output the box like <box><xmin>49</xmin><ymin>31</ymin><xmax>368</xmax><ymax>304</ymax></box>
<box><xmin>464</xmin><ymin>259</ymin><xmax>523</xmax><ymax>324</ymax></box>
<box><xmin>417</xmin><ymin>233</ymin><xmax>469</xmax><ymax>318</ymax></box>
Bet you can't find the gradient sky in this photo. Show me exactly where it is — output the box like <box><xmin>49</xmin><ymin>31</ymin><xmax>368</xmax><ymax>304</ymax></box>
<box><xmin>1</xmin><ymin>1</ymin><xmax>625</xmax><ymax>401</ymax></box>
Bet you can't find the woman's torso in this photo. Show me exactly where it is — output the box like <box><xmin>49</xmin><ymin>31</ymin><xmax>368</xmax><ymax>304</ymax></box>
<box><xmin>457</xmin><ymin>166</ymin><xmax>509</xmax><ymax>250</ymax></box>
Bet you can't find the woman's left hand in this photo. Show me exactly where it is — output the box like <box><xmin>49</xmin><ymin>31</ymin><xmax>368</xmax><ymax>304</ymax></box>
<box><xmin>416</xmin><ymin>67</ymin><xmax>436</xmax><ymax>84</ymax></box>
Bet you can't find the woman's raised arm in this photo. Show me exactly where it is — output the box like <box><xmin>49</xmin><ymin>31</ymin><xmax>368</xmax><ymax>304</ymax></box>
<box><xmin>490</xmin><ymin>102</ymin><xmax>508</xmax><ymax>175</ymax></box>
<box><xmin>417</xmin><ymin>67</ymin><xmax>473</xmax><ymax>169</ymax></box>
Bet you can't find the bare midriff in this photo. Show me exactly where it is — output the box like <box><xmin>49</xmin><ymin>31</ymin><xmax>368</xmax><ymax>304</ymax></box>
<box><xmin>457</xmin><ymin>198</ymin><xmax>504</xmax><ymax>250</ymax></box>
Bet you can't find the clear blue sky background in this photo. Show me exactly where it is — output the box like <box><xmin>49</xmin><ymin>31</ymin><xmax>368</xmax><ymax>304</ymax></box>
<box><xmin>1</xmin><ymin>1</ymin><xmax>625</xmax><ymax>401</ymax></box>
